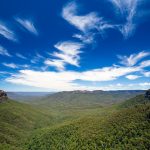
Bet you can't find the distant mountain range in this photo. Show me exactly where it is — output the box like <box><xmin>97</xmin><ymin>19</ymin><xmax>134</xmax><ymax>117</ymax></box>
<box><xmin>25</xmin><ymin>90</ymin><xmax>145</xmax><ymax>108</ymax></box>
<box><xmin>7</xmin><ymin>90</ymin><xmax>145</xmax><ymax>105</ymax></box>
<box><xmin>7</xmin><ymin>92</ymin><xmax>53</xmax><ymax>101</ymax></box>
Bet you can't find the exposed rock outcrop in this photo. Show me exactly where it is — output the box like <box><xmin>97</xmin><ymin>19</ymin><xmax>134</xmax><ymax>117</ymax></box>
<box><xmin>0</xmin><ymin>90</ymin><xmax>8</xmax><ymax>103</ymax></box>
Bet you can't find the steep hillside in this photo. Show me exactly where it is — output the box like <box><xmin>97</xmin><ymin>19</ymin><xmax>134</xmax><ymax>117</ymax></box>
<box><xmin>0</xmin><ymin>100</ymin><xmax>52</xmax><ymax>150</ymax></box>
<box><xmin>26</xmin><ymin>94</ymin><xmax>150</xmax><ymax>150</ymax></box>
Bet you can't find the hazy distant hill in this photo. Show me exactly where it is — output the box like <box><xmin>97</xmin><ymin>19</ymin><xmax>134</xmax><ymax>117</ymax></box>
<box><xmin>7</xmin><ymin>92</ymin><xmax>53</xmax><ymax>102</ymax></box>
<box><xmin>33</xmin><ymin>90</ymin><xmax>145</xmax><ymax>108</ymax></box>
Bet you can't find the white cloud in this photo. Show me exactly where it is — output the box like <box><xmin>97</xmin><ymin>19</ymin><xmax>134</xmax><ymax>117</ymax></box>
<box><xmin>0</xmin><ymin>71</ymin><xmax>13</xmax><ymax>75</ymax></box>
<box><xmin>16</xmin><ymin>53</ymin><xmax>27</xmax><ymax>59</ymax></box>
<box><xmin>62</xmin><ymin>1</ymin><xmax>114</xmax><ymax>43</ymax></box>
<box><xmin>62</xmin><ymin>0</ymin><xmax>142</xmax><ymax>41</ymax></box>
<box><xmin>139</xmin><ymin>82</ymin><xmax>150</xmax><ymax>86</ymax></box>
<box><xmin>21</xmin><ymin>64</ymin><xmax>30</xmax><ymax>68</ymax></box>
<box><xmin>119</xmin><ymin>20</ymin><xmax>135</xmax><ymax>39</ymax></box>
<box><xmin>36</xmin><ymin>53</ymin><xmax>45</xmax><ymax>59</ymax></box>
<box><xmin>125</xmin><ymin>74</ymin><xmax>140</xmax><ymax>80</ymax></box>
<box><xmin>118</xmin><ymin>51</ymin><xmax>150</xmax><ymax>66</ymax></box>
<box><xmin>45</xmin><ymin>59</ymin><xmax>65</xmax><ymax>71</ymax></box>
<box><xmin>0</xmin><ymin>46</ymin><xmax>11</xmax><ymax>57</ymax></box>
<box><xmin>62</xmin><ymin>0</ymin><xmax>145</xmax><ymax>40</ymax></box>
<box><xmin>79</xmin><ymin>66</ymin><xmax>141</xmax><ymax>81</ymax></box>
<box><xmin>31</xmin><ymin>53</ymin><xmax>45</xmax><ymax>64</ymax></box>
<box><xmin>54</xmin><ymin>41</ymin><xmax>83</xmax><ymax>56</ymax></box>
<box><xmin>116</xmin><ymin>83</ymin><xmax>123</xmax><ymax>87</ymax></box>
<box><xmin>5</xmin><ymin>65</ymin><xmax>142</xmax><ymax>91</ymax></box>
<box><xmin>45</xmin><ymin>41</ymin><xmax>83</xmax><ymax>70</ymax></box>
<box><xmin>2</xmin><ymin>62</ymin><xmax>29</xmax><ymax>69</ymax></box>
<box><xmin>62</xmin><ymin>2</ymin><xmax>100</xmax><ymax>32</ymax></box>
<box><xmin>142</xmin><ymin>71</ymin><xmax>150</xmax><ymax>77</ymax></box>
<box><xmin>2</xmin><ymin>63</ymin><xmax>18</xmax><ymax>69</ymax></box>
<box><xmin>5</xmin><ymin>50</ymin><xmax>150</xmax><ymax>91</ymax></box>
<box><xmin>54</xmin><ymin>41</ymin><xmax>83</xmax><ymax>66</ymax></box>
<box><xmin>110</xmin><ymin>0</ymin><xmax>139</xmax><ymax>38</ymax></box>
<box><xmin>15</xmin><ymin>18</ymin><xmax>38</xmax><ymax>35</ymax></box>
<box><xmin>119</xmin><ymin>83</ymin><xmax>150</xmax><ymax>90</ymax></box>
<box><xmin>52</xmin><ymin>52</ymin><xmax>79</xmax><ymax>66</ymax></box>
<box><xmin>0</xmin><ymin>22</ymin><xmax>17</xmax><ymax>42</ymax></box>
<box><xmin>73</xmin><ymin>33</ymin><xmax>95</xmax><ymax>44</ymax></box>
<box><xmin>140</xmin><ymin>60</ymin><xmax>150</xmax><ymax>68</ymax></box>
<box><xmin>5</xmin><ymin>49</ymin><xmax>150</xmax><ymax>91</ymax></box>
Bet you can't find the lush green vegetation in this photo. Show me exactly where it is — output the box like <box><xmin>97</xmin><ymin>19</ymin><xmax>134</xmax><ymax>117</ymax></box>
<box><xmin>0</xmin><ymin>91</ymin><xmax>150</xmax><ymax>150</ymax></box>
<box><xmin>27</xmin><ymin>103</ymin><xmax>150</xmax><ymax>150</ymax></box>
<box><xmin>0</xmin><ymin>100</ymin><xmax>52</xmax><ymax>150</ymax></box>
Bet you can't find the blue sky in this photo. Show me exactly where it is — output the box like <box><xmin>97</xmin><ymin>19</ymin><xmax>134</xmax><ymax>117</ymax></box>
<box><xmin>0</xmin><ymin>0</ymin><xmax>150</xmax><ymax>91</ymax></box>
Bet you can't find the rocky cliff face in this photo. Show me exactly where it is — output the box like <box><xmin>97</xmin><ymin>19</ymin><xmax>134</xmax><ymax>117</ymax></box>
<box><xmin>0</xmin><ymin>90</ymin><xmax>8</xmax><ymax>103</ymax></box>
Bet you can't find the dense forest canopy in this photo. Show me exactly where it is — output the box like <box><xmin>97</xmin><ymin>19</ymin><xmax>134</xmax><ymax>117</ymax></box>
<box><xmin>0</xmin><ymin>90</ymin><xmax>150</xmax><ymax>149</ymax></box>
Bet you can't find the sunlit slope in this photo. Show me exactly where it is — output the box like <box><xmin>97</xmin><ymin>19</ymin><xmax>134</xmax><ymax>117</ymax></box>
<box><xmin>27</xmin><ymin>95</ymin><xmax>150</xmax><ymax>150</ymax></box>
<box><xmin>0</xmin><ymin>100</ymin><xmax>52</xmax><ymax>150</ymax></box>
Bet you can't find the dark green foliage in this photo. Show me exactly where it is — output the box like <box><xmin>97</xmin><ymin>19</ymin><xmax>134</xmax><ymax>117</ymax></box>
<box><xmin>26</xmin><ymin>103</ymin><xmax>150</xmax><ymax>150</ymax></box>
<box><xmin>145</xmin><ymin>89</ymin><xmax>150</xmax><ymax>100</ymax></box>
<box><xmin>99</xmin><ymin>104</ymin><xmax>150</xmax><ymax>149</ymax></box>
<box><xmin>0</xmin><ymin>90</ymin><xmax>8</xmax><ymax>103</ymax></box>
<box><xmin>0</xmin><ymin>92</ymin><xmax>150</xmax><ymax>150</ymax></box>
<box><xmin>120</xmin><ymin>94</ymin><xmax>149</xmax><ymax>108</ymax></box>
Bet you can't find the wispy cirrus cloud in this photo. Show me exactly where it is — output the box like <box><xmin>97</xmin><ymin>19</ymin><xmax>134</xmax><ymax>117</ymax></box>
<box><xmin>2</xmin><ymin>63</ymin><xmax>18</xmax><ymax>69</ymax></box>
<box><xmin>45</xmin><ymin>41</ymin><xmax>83</xmax><ymax>71</ymax></box>
<box><xmin>30</xmin><ymin>53</ymin><xmax>45</xmax><ymax>64</ymax></box>
<box><xmin>15</xmin><ymin>17</ymin><xmax>38</xmax><ymax>35</ymax></box>
<box><xmin>72</xmin><ymin>33</ymin><xmax>95</xmax><ymax>44</ymax></box>
<box><xmin>0</xmin><ymin>22</ymin><xmax>17</xmax><ymax>42</ymax></box>
<box><xmin>62</xmin><ymin>0</ymin><xmax>143</xmax><ymax>41</ymax></box>
<box><xmin>62</xmin><ymin>1</ymin><xmax>114</xmax><ymax>43</ymax></box>
<box><xmin>16</xmin><ymin>53</ymin><xmax>27</xmax><ymax>59</ymax></box>
<box><xmin>0</xmin><ymin>71</ymin><xmax>13</xmax><ymax>75</ymax></box>
<box><xmin>2</xmin><ymin>62</ymin><xmax>29</xmax><ymax>69</ymax></box>
<box><xmin>110</xmin><ymin>0</ymin><xmax>139</xmax><ymax>38</ymax></box>
<box><xmin>62</xmin><ymin>2</ymin><xmax>100</xmax><ymax>32</ymax></box>
<box><xmin>0</xmin><ymin>46</ymin><xmax>11</xmax><ymax>57</ymax></box>
<box><xmin>45</xmin><ymin>59</ymin><xmax>65</xmax><ymax>71</ymax></box>
<box><xmin>54</xmin><ymin>41</ymin><xmax>83</xmax><ymax>66</ymax></box>
<box><xmin>118</xmin><ymin>51</ymin><xmax>150</xmax><ymax>66</ymax></box>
